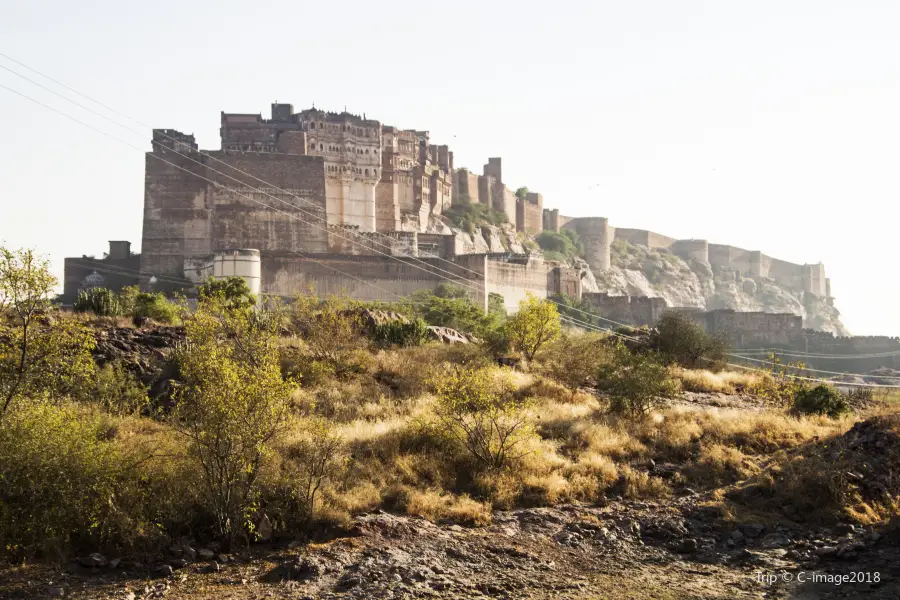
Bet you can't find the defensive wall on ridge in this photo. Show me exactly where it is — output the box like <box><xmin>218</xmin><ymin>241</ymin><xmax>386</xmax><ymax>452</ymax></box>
<box><xmin>541</xmin><ymin>207</ymin><xmax>830</xmax><ymax>299</ymax></box>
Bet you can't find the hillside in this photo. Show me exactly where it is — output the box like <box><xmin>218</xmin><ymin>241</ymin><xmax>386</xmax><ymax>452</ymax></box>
<box><xmin>592</xmin><ymin>240</ymin><xmax>849</xmax><ymax>335</ymax></box>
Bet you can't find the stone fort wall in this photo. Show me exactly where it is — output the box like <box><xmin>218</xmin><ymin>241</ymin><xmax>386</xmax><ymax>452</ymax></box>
<box><xmin>260</xmin><ymin>252</ymin><xmax>569</xmax><ymax>313</ymax></box>
<box><xmin>541</xmin><ymin>208</ymin><xmax>829</xmax><ymax>298</ymax></box>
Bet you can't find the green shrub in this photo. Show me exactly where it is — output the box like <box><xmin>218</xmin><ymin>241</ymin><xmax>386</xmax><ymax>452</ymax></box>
<box><xmin>601</xmin><ymin>345</ymin><xmax>680</xmax><ymax>416</ymax></box>
<box><xmin>655</xmin><ymin>311</ymin><xmax>727</xmax><ymax>370</ymax></box>
<box><xmin>199</xmin><ymin>276</ymin><xmax>257</xmax><ymax>310</ymax></box>
<box><xmin>431</xmin><ymin>366</ymin><xmax>534</xmax><ymax>471</ymax></box>
<box><xmin>503</xmin><ymin>294</ymin><xmax>560</xmax><ymax>360</ymax></box>
<box><xmin>407</xmin><ymin>287</ymin><xmax>503</xmax><ymax>338</ymax></box>
<box><xmin>0</xmin><ymin>402</ymin><xmax>126</xmax><ymax>560</ymax></box>
<box><xmin>132</xmin><ymin>292</ymin><xmax>180</xmax><ymax>323</ymax></box>
<box><xmin>535</xmin><ymin>230</ymin><xmax>584</xmax><ymax>262</ymax></box>
<box><xmin>371</xmin><ymin>318</ymin><xmax>429</xmax><ymax>348</ymax></box>
<box><xmin>541</xmin><ymin>332</ymin><xmax>611</xmax><ymax>397</ymax></box>
<box><xmin>174</xmin><ymin>296</ymin><xmax>295</xmax><ymax>544</ymax></box>
<box><xmin>793</xmin><ymin>385</ymin><xmax>851</xmax><ymax>419</ymax></box>
<box><xmin>74</xmin><ymin>288</ymin><xmax>125</xmax><ymax>316</ymax></box>
<box><xmin>91</xmin><ymin>362</ymin><xmax>149</xmax><ymax>415</ymax></box>
<box><xmin>443</xmin><ymin>202</ymin><xmax>507</xmax><ymax>233</ymax></box>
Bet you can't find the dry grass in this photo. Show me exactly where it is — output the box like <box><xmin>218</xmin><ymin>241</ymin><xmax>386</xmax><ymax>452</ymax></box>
<box><xmin>672</xmin><ymin>367</ymin><xmax>761</xmax><ymax>394</ymax></box>
<box><xmin>395</xmin><ymin>488</ymin><xmax>491</xmax><ymax>526</ymax></box>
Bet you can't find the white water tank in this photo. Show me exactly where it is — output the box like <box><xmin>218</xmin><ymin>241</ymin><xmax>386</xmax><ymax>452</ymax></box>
<box><xmin>212</xmin><ymin>249</ymin><xmax>261</xmax><ymax>298</ymax></box>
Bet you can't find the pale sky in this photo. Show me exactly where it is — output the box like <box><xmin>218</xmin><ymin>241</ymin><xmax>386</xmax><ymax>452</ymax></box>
<box><xmin>1</xmin><ymin>0</ymin><xmax>898</xmax><ymax>335</ymax></box>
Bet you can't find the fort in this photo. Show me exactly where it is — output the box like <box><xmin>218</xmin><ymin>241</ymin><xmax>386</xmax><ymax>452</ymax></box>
<box><xmin>64</xmin><ymin>101</ymin><xmax>843</xmax><ymax>345</ymax></box>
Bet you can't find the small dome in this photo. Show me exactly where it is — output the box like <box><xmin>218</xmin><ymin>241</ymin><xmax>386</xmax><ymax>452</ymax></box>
<box><xmin>81</xmin><ymin>271</ymin><xmax>105</xmax><ymax>288</ymax></box>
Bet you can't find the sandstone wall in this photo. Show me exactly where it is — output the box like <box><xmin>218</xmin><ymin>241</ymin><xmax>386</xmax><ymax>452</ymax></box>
<box><xmin>563</xmin><ymin>217</ymin><xmax>610</xmax><ymax>273</ymax></box>
<box><xmin>140</xmin><ymin>141</ymin><xmax>328</xmax><ymax>287</ymax></box>
<box><xmin>582</xmin><ymin>292</ymin><xmax>668</xmax><ymax>327</ymax></box>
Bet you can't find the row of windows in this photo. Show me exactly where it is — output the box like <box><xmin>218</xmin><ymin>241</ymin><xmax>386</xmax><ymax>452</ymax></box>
<box><xmin>325</xmin><ymin>164</ymin><xmax>379</xmax><ymax>178</ymax></box>
<box><xmin>310</xmin><ymin>141</ymin><xmax>378</xmax><ymax>156</ymax></box>
<box><xmin>308</xmin><ymin>122</ymin><xmax>374</xmax><ymax>137</ymax></box>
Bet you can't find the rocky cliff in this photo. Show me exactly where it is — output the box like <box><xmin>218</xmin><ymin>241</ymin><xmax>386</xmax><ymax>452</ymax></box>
<box><xmin>592</xmin><ymin>240</ymin><xmax>849</xmax><ymax>335</ymax></box>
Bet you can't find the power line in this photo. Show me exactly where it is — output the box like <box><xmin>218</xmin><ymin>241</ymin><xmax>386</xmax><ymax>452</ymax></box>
<box><xmin>0</xmin><ymin>51</ymin><xmax>639</xmax><ymax>331</ymax></box>
<box><xmin>4</xmin><ymin>71</ymin><xmax>896</xmax><ymax>387</ymax></box>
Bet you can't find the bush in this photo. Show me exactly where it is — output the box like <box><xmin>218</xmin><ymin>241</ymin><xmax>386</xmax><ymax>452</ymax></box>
<box><xmin>431</xmin><ymin>366</ymin><xmax>535</xmax><ymax>471</ymax></box>
<box><xmin>601</xmin><ymin>346</ymin><xmax>680</xmax><ymax>416</ymax></box>
<box><xmin>655</xmin><ymin>311</ymin><xmax>727</xmax><ymax>370</ymax></box>
<box><xmin>280</xmin><ymin>417</ymin><xmax>345</xmax><ymax>526</ymax></box>
<box><xmin>535</xmin><ymin>230</ymin><xmax>584</xmax><ymax>262</ymax></box>
<box><xmin>0</xmin><ymin>402</ymin><xmax>125</xmax><ymax>560</ymax></box>
<box><xmin>74</xmin><ymin>288</ymin><xmax>125</xmax><ymax>316</ymax></box>
<box><xmin>132</xmin><ymin>292</ymin><xmax>180</xmax><ymax>324</ymax></box>
<box><xmin>173</xmin><ymin>296</ymin><xmax>295</xmax><ymax>544</ymax></box>
<box><xmin>371</xmin><ymin>318</ymin><xmax>429</xmax><ymax>348</ymax></box>
<box><xmin>289</xmin><ymin>294</ymin><xmax>369</xmax><ymax>378</ymax></box>
<box><xmin>443</xmin><ymin>202</ymin><xmax>507</xmax><ymax>234</ymax></box>
<box><xmin>540</xmin><ymin>332</ymin><xmax>611</xmax><ymax>397</ymax></box>
<box><xmin>199</xmin><ymin>276</ymin><xmax>257</xmax><ymax>310</ymax></box>
<box><xmin>407</xmin><ymin>287</ymin><xmax>503</xmax><ymax>338</ymax></box>
<box><xmin>747</xmin><ymin>354</ymin><xmax>807</xmax><ymax>408</ymax></box>
<box><xmin>793</xmin><ymin>384</ymin><xmax>851</xmax><ymax>419</ymax></box>
<box><xmin>91</xmin><ymin>362</ymin><xmax>149</xmax><ymax>415</ymax></box>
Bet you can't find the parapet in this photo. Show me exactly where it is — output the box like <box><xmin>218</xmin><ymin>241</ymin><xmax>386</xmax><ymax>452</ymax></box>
<box><xmin>152</xmin><ymin>129</ymin><xmax>197</xmax><ymax>153</ymax></box>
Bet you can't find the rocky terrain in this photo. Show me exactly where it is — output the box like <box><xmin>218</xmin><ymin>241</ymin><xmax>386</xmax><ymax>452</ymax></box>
<box><xmin>595</xmin><ymin>240</ymin><xmax>849</xmax><ymax>335</ymax></box>
<box><xmin>6</xmin><ymin>488</ymin><xmax>899</xmax><ymax>600</ymax></box>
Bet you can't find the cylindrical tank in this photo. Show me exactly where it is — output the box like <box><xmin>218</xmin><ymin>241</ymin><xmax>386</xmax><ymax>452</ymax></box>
<box><xmin>564</xmin><ymin>217</ymin><xmax>610</xmax><ymax>273</ymax></box>
<box><xmin>212</xmin><ymin>249</ymin><xmax>261</xmax><ymax>298</ymax></box>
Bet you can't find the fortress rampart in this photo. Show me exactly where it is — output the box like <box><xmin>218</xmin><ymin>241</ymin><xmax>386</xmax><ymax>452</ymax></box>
<box><xmin>562</xmin><ymin>217</ymin><xmax>611</xmax><ymax>272</ymax></box>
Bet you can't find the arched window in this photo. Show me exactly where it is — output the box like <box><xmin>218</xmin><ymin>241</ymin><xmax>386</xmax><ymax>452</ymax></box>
<box><xmin>365</xmin><ymin>169</ymin><xmax>369</xmax><ymax>176</ymax></box>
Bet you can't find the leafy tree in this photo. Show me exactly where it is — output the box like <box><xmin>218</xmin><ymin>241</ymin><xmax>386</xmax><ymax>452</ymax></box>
<box><xmin>431</xmin><ymin>366</ymin><xmax>534</xmax><ymax>470</ymax></box>
<box><xmin>199</xmin><ymin>276</ymin><xmax>257</xmax><ymax>310</ymax></box>
<box><xmin>0</xmin><ymin>248</ymin><xmax>96</xmax><ymax>418</ymax></box>
<box><xmin>503</xmin><ymin>294</ymin><xmax>561</xmax><ymax>360</ymax></box>
<box><xmin>655</xmin><ymin>311</ymin><xmax>727</xmax><ymax>370</ymax></box>
<box><xmin>601</xmin><ymin>345</ymin><xmax>680</xmax><ymax>417</ymax></box>
<box><xmin>173</xmin><ymin>295</ymin><xmax>294</xmax><ymax>544</ymax></box>
<box><xmin>515</xmin><ymin>186</ymin><xmax>529</xmax><ymax>200</ymax></box>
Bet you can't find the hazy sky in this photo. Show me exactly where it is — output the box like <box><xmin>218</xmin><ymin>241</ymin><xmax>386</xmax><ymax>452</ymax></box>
<box><xmin>1</xmin><ymin>1</ymin><xmax>898</xmax><ymax>335</ymax></box>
